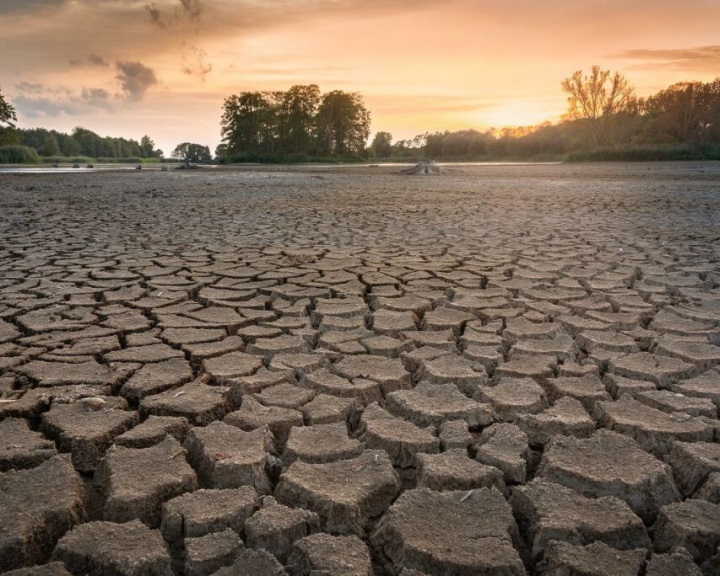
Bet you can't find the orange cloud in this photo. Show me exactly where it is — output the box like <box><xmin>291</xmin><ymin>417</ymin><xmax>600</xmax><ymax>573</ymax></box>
<box><xmin>615</xmin><ymin>45</ymin><xmax>720</xmax><ymax>73</ymax></box>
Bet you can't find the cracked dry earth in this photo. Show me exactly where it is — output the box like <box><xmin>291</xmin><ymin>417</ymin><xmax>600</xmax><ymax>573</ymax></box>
<box><xmin>1</xmin><ymin>162</ymin><xmax>720</xmax><ymax>576</ymax></box>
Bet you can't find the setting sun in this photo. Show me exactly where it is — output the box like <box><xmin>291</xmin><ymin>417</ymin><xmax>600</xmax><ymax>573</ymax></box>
<box><xmin>474</xmin><ymin>100</ymin><xmax>561</xmax><ymax>131</ymax></box>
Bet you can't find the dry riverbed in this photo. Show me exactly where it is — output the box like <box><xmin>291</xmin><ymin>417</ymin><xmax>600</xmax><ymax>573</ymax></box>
<box><xmin>1</xmin><ymin>162</ymin><xmax>720</xmax><ymax>575</ymax></box>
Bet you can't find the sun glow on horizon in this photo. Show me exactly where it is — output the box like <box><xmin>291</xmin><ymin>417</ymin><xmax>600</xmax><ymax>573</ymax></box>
<box><xmin>477</xmin><ymin>100</ymin><xmax>562</xmax><ymax>132</ymax></box>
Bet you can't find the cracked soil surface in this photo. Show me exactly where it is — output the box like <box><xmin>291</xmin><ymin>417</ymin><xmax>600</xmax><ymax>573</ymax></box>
<box><xmin>1</xmin><ymin>162</ymin><xmax>720</xmax><ymax>575</ymax></box>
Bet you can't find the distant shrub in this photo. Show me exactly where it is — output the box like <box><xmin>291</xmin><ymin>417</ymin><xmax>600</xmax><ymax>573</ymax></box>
<box><xmin>527</xmin><ymin>152</ymin><xmax>564</xmax><ymax>162</ymax></box>
<box><xmin>0</xmin><ymin>145</ymin><xmax>41</xmax><ymax>164</ymax></box>
<box><xmin>222</xmin><ymin>151</ymin><xmax>281</xmax><ymax>164</ymax></box>
<box><xmin>284</xmin><ymin>152</ymin><xmax>311</xmax><ymax>163</ymax></box>
<box><xmin>699</xmin><ymin>144</ymin><xmax>720</xmax><ymax>160</ymax></box>
<box><xmin>342</xmin><ymin>155</ymin><xmax>367</xmax><ymax>163</ymax></box>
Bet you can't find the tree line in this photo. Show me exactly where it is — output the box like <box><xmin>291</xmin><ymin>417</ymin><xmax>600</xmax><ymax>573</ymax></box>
<box><xmin>1</xmin><ymin>126</ymin><xmax>163</xmax><ymax>160</ymax></box>
<box><xmin>217</xmin><ymin>85</ymin><xmax>371</xmax><ymax>162</ymax></box>
<box><xmin>372</xmin><ymin>70</ymin><xmax>720</xmax><ymax>161</ymax></box>
<box><xmin>3</xmin><ymin>70</ymin><xmax>720</xmax><ymax>164</ymax></box>
<box><xmin>1</xmin><ymin>89</ymin><xmax>167</xmax><ymax>163</ymax></box>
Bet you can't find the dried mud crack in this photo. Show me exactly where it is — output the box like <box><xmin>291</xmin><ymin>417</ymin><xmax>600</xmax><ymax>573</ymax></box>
<box><xmin>1</xmin><ymin>162</ymin><xmax>720</xmax><ymax>575</ymax></box>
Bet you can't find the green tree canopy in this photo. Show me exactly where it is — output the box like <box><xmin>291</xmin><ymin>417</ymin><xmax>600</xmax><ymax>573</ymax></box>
<box><xmin>56</xmin><ymin>133</ymin><xmax>82</xmax><ymax>157</ymax></box>
<box><xmin>0</xmin><ymin>128</ymin><xmax>20</xmax><ymax>146</ymax></box>
<box><xmin>644</xmin><ymin>80</ymin><xmax>720</xmax><ymax>145</ymax></box>
<box><xmin>276</xmin><ymin>84</ymin><xmax>321</xmax><ymax>154</ymax></box>
<box><xmin>0</xmin><ymin>86</ymin><xmax>19</xmax><ymax>145</ymax></box>
<box><xmin>221</xmin><ymin>91</ymin><xmax>279</xmax><ymax>155</ymax></box>
<box><xmin>370</xmin><ymin>131</ymin><xmax>393</xmax><ymax>158</ymax></box>
<box><xmin>220</xmin><ymin>85</ymin><xmax>371</xmax><ymax>160</ymax></box>
<box><xmin>0</xmin><ymin>86</ymin><xmax>17</xmax><ymax>127</ymax></box>
<box><xmin>72</xmin><ymin>127</ymin><xmax>105</xmax><ymax>157</ymax></box>
<box><xmin>171</xmin><ymin>142</ymin><xmax>212</xmax><ymax>163</ymax></box>
<box><xmin>315</xmin><ymin>90</ymin><xmax>370</xmax><ymax>157</ymax></box>
<box><xmin>140</xmin><ymin>135</ymin><xmax>162</xmax><ymax>158</ymax></box>
<box><xmin>13</xmin><ymin>126</ymin><xmax>156</xmax><ymax>159</ymax></box>
<box><xmin>38</xmin><ymin>133</ymin><xmax>61</xmax><ymax>156</ymax></box>
<box><xmin>215</xmin><ymin>143</ymin><xmax>228</xmax><ymax>160</ymax></box>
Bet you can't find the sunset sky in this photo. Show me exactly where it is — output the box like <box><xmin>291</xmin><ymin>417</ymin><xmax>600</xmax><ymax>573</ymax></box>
<box><xmin>1</xmin><ymin>0</ymin><xmax>719</xmax><ymax>155</ymax></box>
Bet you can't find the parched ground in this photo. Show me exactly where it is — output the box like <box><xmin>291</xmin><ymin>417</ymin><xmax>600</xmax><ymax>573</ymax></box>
<box><xmin>1</xmin><ymin>162</ymin><xmax>720</xmax><ymax>575</ymax></box>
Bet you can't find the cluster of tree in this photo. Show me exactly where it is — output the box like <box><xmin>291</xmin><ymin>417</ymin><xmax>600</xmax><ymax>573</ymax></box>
<box><xmin>371</xmin><ymin>69</ymin><xmax>720</xmax><ymax>161</ymax></box>
<box><xmin>6</xmin><ymin>127</ymin><xmax>164</xmax><ymax>159</ymax></box>
<box><xmin>219</xmin><ymin>85</ymin><xmax>370</xmax><ymax>161</ymax></box>
<box><xmin>0</xmin><ymin>91</ymin><xmax>164</xmax><ymax>160</ymax></box>
<box><xmin>171</xmin><ymin>142</ymin><xmax>212</xmax><ymax>164</ymax></box>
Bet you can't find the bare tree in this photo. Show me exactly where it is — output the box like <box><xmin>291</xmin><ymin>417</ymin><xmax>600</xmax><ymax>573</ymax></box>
<box><xmin>561</xmin><ymin>66</ymin><xmax>635</xmax><ymax>149</ymax></box>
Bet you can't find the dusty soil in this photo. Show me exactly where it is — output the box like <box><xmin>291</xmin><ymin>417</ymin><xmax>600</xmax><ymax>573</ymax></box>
<box><xmin>1</xmin><ymin>162</ymin><xmax>720</xmax><ymax>575</ymax></box>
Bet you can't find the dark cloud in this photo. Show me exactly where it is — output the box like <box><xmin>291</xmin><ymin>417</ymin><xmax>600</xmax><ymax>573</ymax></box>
<box><xmin>615</xmin><ymin>45</ymin><xmax>720</xmax><ymax>72</ymax></box>
<box><xmin>145</xmin><ymin>3</ymin><xmax>167</xmax><ymax>28</ymax></box>
<box><xmin>140</xmin><ymin>0</ymin><xmax>440</xmax><ymax>37</ymax></box>
<box><xmin>15</xmin><ymin>82</ymin><xmax>44</xmax><ymax>94</ymax></box>
<box><xmin>81</xmin><ymin>88</ymin><xmax>112</xmax><ymax>107</ymax></box>
<box><xmin>5</xmin><ymin>0</ymin><xmax>440</xmax><ymax>72</ymax></box>
<box><xmin>70</xmin><ymin>54</ymin><xmax>109</xmax><ymax>67</ymax></box>
<box><xmin>12</xmin><ymin>61</ymin><xmax>157</xmax><ymax>114</ymax></box>
<box><xmin>146</xmin><ymin>0</ymin><xmax>203</xmax><ymax>29</ymax></box>
<box><xmin>88</xmin><ymin>54</ymin><xmax>109</xmax><ymax>67</ymax></box>
<box><xmin>13</xmin><ymin>86</ymin><xmax>114</xmax><ymax>118</ymax></box>
<box><xmin>115</xmin><ymin>61</ymin><xmax>158</xmax><ymax>101</ymax></box>
<box><xmin>15</xmin><ymin>82</ymin><xmax>72</xmax><ymax>97</ymax></box>
<box><xmin>0</xmin><ymin>0</ymin><xmax>69</xmax><ymax>16</ymax></box>
<box><xmin>12</xmin><ymin>95</ymin><xmax>77</xmax><ymax>117</ymax></box>
<box><xmin>182</xmin><ymin>46</ymin><xmax>212</xmax><ymax>80</ymax></box>
<box><xmin>180</xmin><ymin>0</ymin><xmax>202</xmax><ymax>22</ymax></box>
